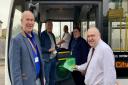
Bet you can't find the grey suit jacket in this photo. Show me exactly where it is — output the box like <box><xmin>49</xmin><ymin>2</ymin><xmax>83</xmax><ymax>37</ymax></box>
<box><xmin>9</xmin><ymin>32</ymin><xmax>44</xmax><ymax>85</ymax></box>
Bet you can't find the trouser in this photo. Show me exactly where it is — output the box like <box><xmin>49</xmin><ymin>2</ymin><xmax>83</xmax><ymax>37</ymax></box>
<box><xmin>72</xmin><ymin>71</ymin><xmax>85</xmax><ymax>85</ymax></box>
<box><xmin>44</xmin><ymin>58</ymin><xmax>56</xmax><ymax>85</ymax></box>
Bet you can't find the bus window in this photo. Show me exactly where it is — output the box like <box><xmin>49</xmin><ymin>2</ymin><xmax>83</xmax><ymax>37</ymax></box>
<box><xmin>81</xmin><ymin>21</ymin><xmax>87</xmax><ymax>40</ymax></box>
<box><xmin>60</xmin><ymin>21</ymin><xmax>73</xmax><ymax>39</ymax></box>
<box><xmin>81</xmin><ymin>21</ymin><xmax>96</xmax><ymax>40</ymax></box>
<box><xmin>89</xmin><ymin>21</ymin><xmax>95</xmax><ymax>26</ymax></box>
<box><xmin>108</xmin><ymin>0</ymin><xmax>128</xmax><ymax>52</ymax></box>
<box><xmin>111</xmin><ymin>22</ymin><xmax>126</xmax><ymax>51</ymax></box>
<box><xmin>41</xmin><ymin>21</ymin><xmax>73</xmax><ymax>42</ymax></box>
<box><xmin>11</xmin><ymin>9</ymin><xmax>22</xmax><ymax>38</ymax></box>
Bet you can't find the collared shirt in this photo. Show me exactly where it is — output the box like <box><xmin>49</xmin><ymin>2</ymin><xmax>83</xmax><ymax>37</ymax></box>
<box><xmin>25</xmin><ymin>32</ymin><xmax>41</xmax><ymax>78</ymax></box>
<box><xmin>61</xmin><ymin>32</ymin><xmax>71</xmax><ymax>49</ymax></box>
<box><xmin>77</xmin><ymin>39</ymin><xmax>116</xmax><ymax>85</ymax></box>
<box><xmin>47</xmin><ymin>32</ymin><xmax>56</xmax><ymax>59</ymax></box>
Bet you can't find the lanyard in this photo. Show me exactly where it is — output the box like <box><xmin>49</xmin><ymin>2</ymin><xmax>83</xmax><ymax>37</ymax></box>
<box><xmin>27</xmin><ymin>35</ymin><xmax>40</xmax><ymax>63</ymax></box>
<box><xmin>25</xmin><ymin>32</ymin><xmax>38</xmax><ymax>55</ymax></box>
<box><xmin>25</xmin><ymin>33</ymin><xmax>40</xmax><ymax>78</ymax></box>
<box><xmin>28</xmin><ymin>38</ymin><xmax>38</xmax><ymax>55</ymax></box>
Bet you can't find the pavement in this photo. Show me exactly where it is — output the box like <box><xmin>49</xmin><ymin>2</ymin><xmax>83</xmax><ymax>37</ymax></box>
<box><xmin>0</xmin><ymin>38</ymin><xmax>5</xmax><ymax>85</ymax></box>
<box><xmin>0</xmin><ymin>58</ymin><xmax>5</xmax><ymax>66</ymax></box>
<box><xmin>0</xmin><ymin>65</ymin><xmax>5</xmax><ymax>85</ymax></box>
<box><xmin>0</xmin><ymin>38</ymin><xmax>5</xmax><ymax>59</ymax></box>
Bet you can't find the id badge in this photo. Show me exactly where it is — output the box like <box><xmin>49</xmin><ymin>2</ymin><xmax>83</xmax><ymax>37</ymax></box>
<box><xmin>35</xmin><ymin>57</ymin><xmax>39</xmax><ymax>63</ymax></box>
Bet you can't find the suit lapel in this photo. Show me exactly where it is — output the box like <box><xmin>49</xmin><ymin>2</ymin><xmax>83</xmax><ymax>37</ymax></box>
<box><xmin>21</xmin><ymin>32</ymin><xmax>36</xmax><ymax>71</ymax></box>
<box><xmin>34</xmin><ymin>34</ymin><xmax>42</xmax><ymax>58</ymax></box>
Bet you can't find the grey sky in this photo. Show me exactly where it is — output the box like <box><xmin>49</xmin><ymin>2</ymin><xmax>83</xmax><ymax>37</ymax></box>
<box><xmin>0</xmin><ymin>0</ymin><xmax>12</xmax><ymax>28</ymax></box>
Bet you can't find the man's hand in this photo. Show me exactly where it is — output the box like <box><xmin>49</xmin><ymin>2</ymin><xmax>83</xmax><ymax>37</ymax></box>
<box><xmin>72</xmin><ymin>65</ymin><xmax>79</xmax><ymax>71</ymax></box>
<box><xmin>49</xmin><ymin>48</ymin><xmax>55</xmax><ymax>52</ymax></box>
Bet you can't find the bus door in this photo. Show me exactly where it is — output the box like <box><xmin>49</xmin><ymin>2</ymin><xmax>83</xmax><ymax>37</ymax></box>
<box><xmin>108</xmin><ymin>8</ymin><xmax>128</xmax><ymax>78</ymax></box>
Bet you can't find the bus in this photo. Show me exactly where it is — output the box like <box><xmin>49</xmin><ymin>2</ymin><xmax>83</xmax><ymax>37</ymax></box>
<box><xmin>5</xmin><ymin>0</ymin><xmax>128</xmax><ymax>85</ymax></box>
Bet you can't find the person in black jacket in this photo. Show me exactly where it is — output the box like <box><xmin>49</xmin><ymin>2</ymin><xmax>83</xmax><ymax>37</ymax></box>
<box><xmin>69</xmin><ymin>26</ymin><xmax>90</xmax><ymax>85</ymax></box>
<box><xmin>40</xmin><ymin>19</ymin><xmax>57</xmax><ymax>85</ymax></box>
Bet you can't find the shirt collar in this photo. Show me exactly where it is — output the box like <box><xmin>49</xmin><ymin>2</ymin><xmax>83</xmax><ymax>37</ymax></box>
<box><xmin>94</xmin><ymin>39</ymin><xmax>102</xmax><ymax>50</ymax></box>
<box><xmin>25</xmin><ymin>32</ymin><xmax>34</xmax><ymax>39</ymax></box>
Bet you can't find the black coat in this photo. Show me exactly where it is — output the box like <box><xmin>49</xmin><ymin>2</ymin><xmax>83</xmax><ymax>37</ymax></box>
<box><xmin>69</xmin><ymin>36</ymin><xmax>90</xmax><ymax>65</ymax></box>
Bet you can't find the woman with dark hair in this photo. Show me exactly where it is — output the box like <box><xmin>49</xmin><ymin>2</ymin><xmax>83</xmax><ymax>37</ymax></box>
<box><xmin>69</xmin><ymin>27</ymin><xmax>90</xmax><ymax>85</ymax></box>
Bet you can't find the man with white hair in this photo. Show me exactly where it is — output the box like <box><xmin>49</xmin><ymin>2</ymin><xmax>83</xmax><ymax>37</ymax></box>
<box><xmin>75</xmin><ymin>26</ymin><xmax>116</xmax><ymax>85</ymax></box>
<box><xmin>9</xmin><ymin>10</ymin><xmax>44</xmax><ymax>85</ymax></box>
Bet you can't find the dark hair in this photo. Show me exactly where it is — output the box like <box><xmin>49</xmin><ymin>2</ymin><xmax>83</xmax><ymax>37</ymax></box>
<box><xmin>45</xmin><ymin>19</ymin><xmax>53</xmax><ymax>23</ymax></box>
<box><xmin>73</xmin><ymin>26</ymin><xmax>81</xmax><ymax>32</ymax></box>
<box><xmin>64</xmin><ymin>25</ymin><xmax>68</xmax><ymax>29</ymax></box>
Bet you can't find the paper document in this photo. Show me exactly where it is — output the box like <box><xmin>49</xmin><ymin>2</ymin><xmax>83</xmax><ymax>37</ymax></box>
<box><xmin>63</xmin><ymin>58</ymin><xmax>76</xmax><ymax>72</ymax></box>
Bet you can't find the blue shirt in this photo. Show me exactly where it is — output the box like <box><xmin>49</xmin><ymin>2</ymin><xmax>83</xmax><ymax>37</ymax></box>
<box><xmin>25</xmin><ymin>32</ymin><xmax>41</xmax><ymax>78</ymax></box>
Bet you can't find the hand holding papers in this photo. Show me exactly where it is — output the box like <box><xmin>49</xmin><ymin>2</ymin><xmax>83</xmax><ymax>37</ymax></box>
<box><xmin>63</xmin><ymin>58</ymin><xmax>76</xmax><ymax>72</ymax></box>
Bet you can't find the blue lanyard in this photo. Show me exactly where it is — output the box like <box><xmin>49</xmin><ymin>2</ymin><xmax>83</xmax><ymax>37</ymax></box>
<box><xmin>25</xmin><ymin>32</ymin><xmax>40</xmax><ymax>78</ymax></box>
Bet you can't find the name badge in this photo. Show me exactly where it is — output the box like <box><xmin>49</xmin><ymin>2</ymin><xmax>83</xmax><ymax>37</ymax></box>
<box><xmin>35</xmin><ymin>57</ymin><xmax>39</xmax><ymax>63</ymax></box>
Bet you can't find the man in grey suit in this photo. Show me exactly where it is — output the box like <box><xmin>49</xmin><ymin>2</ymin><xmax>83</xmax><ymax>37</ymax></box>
<box><xmin>9</xmin><ymin>11</ymin><xmax>44</xmax><ymax>85</ymax></box>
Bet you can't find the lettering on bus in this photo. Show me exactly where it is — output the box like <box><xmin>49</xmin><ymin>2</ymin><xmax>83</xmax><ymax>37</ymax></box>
<box><xmin>115</xmin><ymin>55</ymin><xmax>128</xmax><ymax>58</ymax></box>
<box><xmin>116</xmin><ymin>61</ymin><xmax>128</xmax><ymax>68</ymax></box>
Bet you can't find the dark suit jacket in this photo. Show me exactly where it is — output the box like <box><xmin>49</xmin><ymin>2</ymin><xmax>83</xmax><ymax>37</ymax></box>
<box><xmin>40</xmin><ymin>30</ymin><xmax>57</xmax><ymax>61</ymax></box>
<box><xmin>9</xmin><ymin>32</ymin><xmax>44</xmax><ymax>85</ymax></box>
<box><xmin>69</xmin><ymin>36</ymin><xmax>90</xmax><ymax>65</ymax></box>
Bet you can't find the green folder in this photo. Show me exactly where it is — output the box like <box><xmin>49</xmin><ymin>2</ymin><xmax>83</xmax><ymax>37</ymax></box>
<box><xmin>63</xmin><ymin>58</ymin><xmax>76</xmax><ymax>72</ymax></box>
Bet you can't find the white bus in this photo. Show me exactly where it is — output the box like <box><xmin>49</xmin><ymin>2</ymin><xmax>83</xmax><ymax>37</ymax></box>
<box><xmin>5</xmin><ymin>0</ymin><xmax>128</xmax><ymax>85</ymax></box>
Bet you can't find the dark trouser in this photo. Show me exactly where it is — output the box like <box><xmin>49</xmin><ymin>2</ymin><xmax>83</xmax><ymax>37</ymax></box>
<box><xmin>72</xmin><ymin>71</ymin><xmax>85</xmax><ymax>85</ymax></box>
<box><xmin>44</xmin><ymin>58</ymin><xmax>56</xmax><ymax>85</ymax></box>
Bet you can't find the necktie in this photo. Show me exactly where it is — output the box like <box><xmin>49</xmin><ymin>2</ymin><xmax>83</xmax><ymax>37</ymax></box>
<box><xmin>82</xmin><ymin>48</ymin><xmax>95</xmax><ymax>76</ymax></box>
